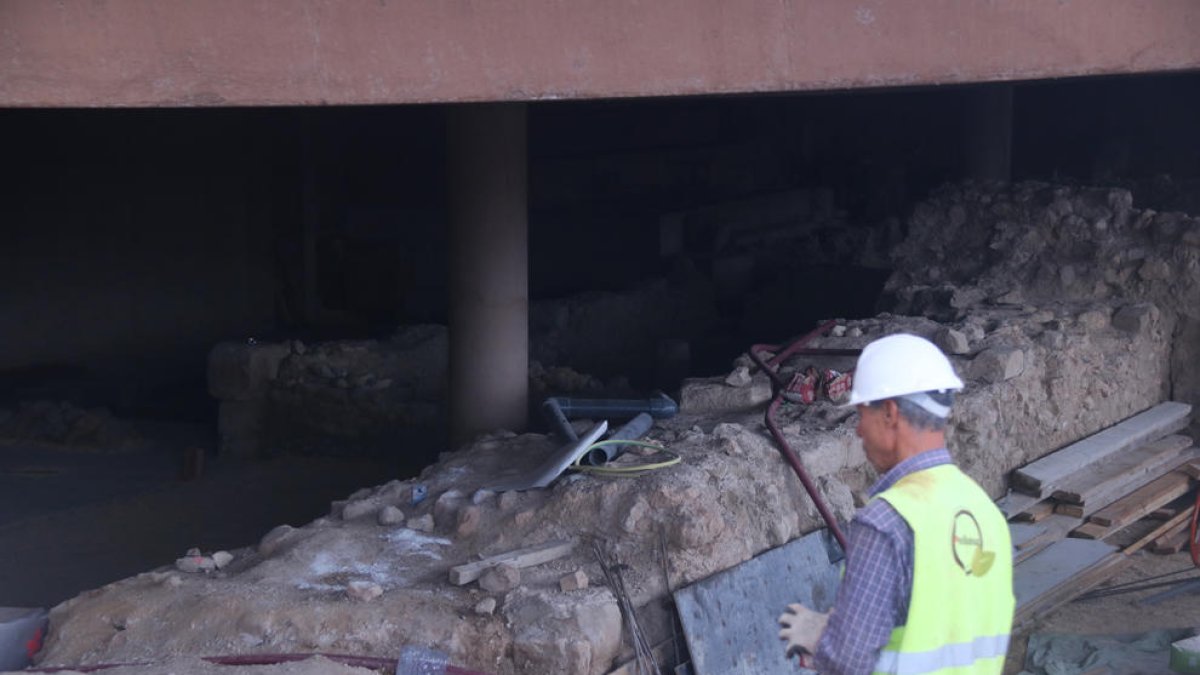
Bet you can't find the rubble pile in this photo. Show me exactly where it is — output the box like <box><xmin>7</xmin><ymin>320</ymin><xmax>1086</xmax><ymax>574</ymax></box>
<box><xmin>209</xmin><ymin>328</ymin><xmax>446</xmax><ymax>458</ymax></box>
<box><xmin>266</xmin><ymin>325</ymin><xmax>449</xmax><ymax>456</ymax></box>
<box><xmin>35</xmin><ymin>181</ymin><xmax>1200</xmax><ymax>673</ymax></box>
<box><xmin>213</xmin><ymin>277</ymin><xmax>717</xmax><ymax>459</ymax></box>
<box><xmin>0</xmin><ymin>400</ymin><xmax>142</xmax><ymax>450</ymax></box>
<box><xmin>529</xmin><ymin>274</ymin><xmax>720</xmax><ymax>387</ymax></box>
<box><xmin>885</xmin><ymin>180</ymin><xmax>1200</xmax><ymax>414</ymax></box>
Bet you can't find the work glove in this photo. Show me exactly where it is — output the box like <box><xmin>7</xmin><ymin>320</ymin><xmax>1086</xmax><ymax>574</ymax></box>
<box><xmin>778</xmin><ymin>603</ymin><xmax>830</xmax><ymax>660</ymax></box>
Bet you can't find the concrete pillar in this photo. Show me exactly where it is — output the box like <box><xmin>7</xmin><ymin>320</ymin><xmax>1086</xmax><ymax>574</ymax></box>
<box><xmin>447</xmin><ymin>103</ymin><xmax>529</xmax><ymax>445</ymax></box>
<box><xmin>964</xmin><ymin>84</ymin><xmax>1013</xmax><ymax>182</ymax></box>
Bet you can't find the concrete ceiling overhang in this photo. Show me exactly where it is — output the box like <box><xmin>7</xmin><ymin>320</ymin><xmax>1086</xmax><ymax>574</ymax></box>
<box><xmin>3</xmin><ymin>0</ymin><xmax>1200</xmax><ymax>108</ymax></box>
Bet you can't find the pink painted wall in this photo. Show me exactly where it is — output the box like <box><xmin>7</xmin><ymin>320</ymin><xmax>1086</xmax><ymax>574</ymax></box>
<box><xmin>2</xmin><ymin>1</ymin><xmax>1199</xmax><ymax>108</ymax></box>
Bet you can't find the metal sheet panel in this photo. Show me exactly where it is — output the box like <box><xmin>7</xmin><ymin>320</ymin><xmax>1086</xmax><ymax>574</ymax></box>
<box><xmin>673</xmin><ymin>530</ymin><xmax>841</xmax><ymax>675</ymax></box>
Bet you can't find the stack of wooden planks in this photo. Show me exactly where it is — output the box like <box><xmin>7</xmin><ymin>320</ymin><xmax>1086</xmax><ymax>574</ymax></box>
<box><xmin>1002</xmin><ymin>402</ymin><xmax>1197</xmax><ymax>629</ymax></box>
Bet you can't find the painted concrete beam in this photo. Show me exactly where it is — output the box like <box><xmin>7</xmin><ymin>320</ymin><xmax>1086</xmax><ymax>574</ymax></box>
<box><xmin>2</xmin><ymin>1</ymin><xmax>1200</xmax><ymax>108</ymax></box>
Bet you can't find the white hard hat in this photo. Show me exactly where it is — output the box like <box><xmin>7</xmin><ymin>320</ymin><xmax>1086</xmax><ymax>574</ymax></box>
<box><xmin>846</xmin><ymin>333</ymin><xmax>964</xmax><ymax>410</ymax></box>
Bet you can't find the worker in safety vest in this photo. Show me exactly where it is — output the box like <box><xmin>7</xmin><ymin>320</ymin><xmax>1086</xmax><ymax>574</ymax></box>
<box><xmin>779</xmin><ymin>333</ymin><xmax>1014</xmax><ymax>674</ymax></box>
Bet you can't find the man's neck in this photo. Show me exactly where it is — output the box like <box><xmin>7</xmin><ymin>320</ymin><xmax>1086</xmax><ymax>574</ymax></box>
<box><xmin>893</xmin><ymin>430</ymin><xmax>946</xmax><ymax>465</ymax></box>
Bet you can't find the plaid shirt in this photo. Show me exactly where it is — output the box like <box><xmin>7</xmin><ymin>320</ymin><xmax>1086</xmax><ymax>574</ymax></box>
<box><xmin>812</xmin><ymin>449</ymin><xmax>953</xmax><ymax>675</ymax></box>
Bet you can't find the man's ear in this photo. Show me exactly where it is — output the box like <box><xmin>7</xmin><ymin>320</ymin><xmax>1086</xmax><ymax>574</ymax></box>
<box><xmin>881</xmin><ymin>399</ymin><xmax>901</xmax><ymax>428</ymax></box>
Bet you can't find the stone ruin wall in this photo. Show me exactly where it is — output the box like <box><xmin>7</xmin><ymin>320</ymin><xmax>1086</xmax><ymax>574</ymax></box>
<box><xmin>37</xmin><ymin>181</ymin><xmax>1200</xmax><ymax>674</ymax></box>
<box><xmin>884</xmin><ymin>181</ymin><xmax>1200</xmax><ymax>490</ymax></box>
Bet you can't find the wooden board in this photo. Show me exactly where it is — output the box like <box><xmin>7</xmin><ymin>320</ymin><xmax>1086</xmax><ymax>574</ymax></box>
<box><xmin>448</xmin><ymin>540</ymin><xmax>575</xmax><ymax>585</ymax></box>
<box><xmin>1069</xmin><ymin>522</ymin><xmax>1111</xmax><ymax>540</ymax></box>
<box><xmin>1055</xmin><ymin>502</ymin><xmax>1085</xmax><ymax>518</ymax></box>
<box><xmin>1148</xmin><ymin>525</ymin><xmax>1191</xmax><ymax>554</ymax></box>
<box><xmin>1013</xmin><ymin>514</ymin><xmax>1083</xmax><ymax>565</ymax></box>
<box><xmin>998</xmin><ymin>491</ymin><xmax>1047</xmax><ymax>519</ymax></box>
<box><xmin>1125</xmin><ymin>508</ymin><xmax>1195</xmax><ymax>555</ymax></box>
<box><xmin>1014</xmin><ymin>551</ymin><xmax>1132</xmax><ymax>630</ymax></box>
<box><xmin>1014</xmin><ymin>538</ymin><xmax>1119</xmax><ymax>612</ymax></box>
<box><xmin>1085</xmin><ymin>465</ymin><xmax>1194</xmax><ymax>528</ymax></box>
<box><xmin>1050</xmin><ymin>434</ymin><xmax>1192</xmax><ymax>505</ymax></box>
<box><xmin>1010</xmin><ymin>522</ymin><xmax>1047</xmax><ymax>549</ymax></box>
<box><xmin>1012</xmin><ymin>501</ymin><xmax>1055</xmax><ymax>523</ymax></box>
<box><xmin>1011</xmin><ymin>402</ymin><xmax>1191</xmax><ymax>496</ymax></box>
<box><xmin>1015</xmin><ymin>504</ymin><xmax>1196</xmax><ymax>628</ymax></box>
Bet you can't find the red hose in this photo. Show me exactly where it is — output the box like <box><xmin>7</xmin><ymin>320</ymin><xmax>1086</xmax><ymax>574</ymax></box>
<box><xmin>764</xmin><ymin>393</ymin><xmax>848</xmax><ymax>552</ymax></box>
<box><xmin>747</xmin><ymin>321</ymin><xmax>849</xmax><ymax>552</ymax></box>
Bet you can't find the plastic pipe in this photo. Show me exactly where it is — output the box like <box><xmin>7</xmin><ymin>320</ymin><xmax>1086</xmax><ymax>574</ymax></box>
<box><xmin>546</xmin><ymin>392</ymin><xmax>678</xmax><ymax>420</ymax></box>
<box><xmin>581</xmin><ymin>412</ymin><xmax>654</xmax><ymax>466</ymax></box>
<box><xmin>541</xmin><ymin>397</ymin><xmax>578</xmax><ymax>442</ymax></box>
<box><xmin>541</xmin><ymin>392</ymin><xmax>677</xmax><ymax>445</ymax></box>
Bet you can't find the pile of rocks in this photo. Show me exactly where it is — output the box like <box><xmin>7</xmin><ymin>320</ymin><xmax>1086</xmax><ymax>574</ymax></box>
<box><xmin>885</xmin><ymin>180</ymin><xmax>1200</xmax><ymax>410</ymax></box>
<box><xmin>0</xmin><ymin>400</ymin><xmax>141</xmax><ymax>450</ymax></box>
<box><xmin>208</xmin><ymin>326</ymin><xmax>448</xmax><ymax>459</ymax></box>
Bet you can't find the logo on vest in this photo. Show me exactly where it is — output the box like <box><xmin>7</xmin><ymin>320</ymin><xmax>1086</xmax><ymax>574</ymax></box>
<box><xmin>951</xmin><ymin>509</ymin><xmax>996</xmax><ymax>577</ymax></box>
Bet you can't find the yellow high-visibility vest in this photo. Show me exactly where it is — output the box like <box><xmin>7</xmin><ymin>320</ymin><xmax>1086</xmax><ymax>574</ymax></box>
<box><xmin>871</xmin><ymin>464</ymin><xmax>1014</xmax><ymax>675</ymax></box>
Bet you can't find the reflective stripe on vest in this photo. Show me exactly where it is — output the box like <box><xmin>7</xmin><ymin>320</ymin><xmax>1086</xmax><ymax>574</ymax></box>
<box><xmin>871</xmin><ymin>463</ymin><xmax>1015</xmax><ymax>675</ymax></box>
<box><xmin>874</xmin><ymin>633</ymin><xmax>1010</xmax><ymax>675</ymax></box>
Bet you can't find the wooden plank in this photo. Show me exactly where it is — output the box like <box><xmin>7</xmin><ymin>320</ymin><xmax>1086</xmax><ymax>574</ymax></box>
<box><xmin>1085</xmin><ymin>466</ymin><xmax>1194</xmax><ymax>528</ymax></box>
<box><xmin>1013</xmin><ymin>514</ymin><xmax>1083</xmax><ymax>564</ymax></box>
<box><xmin>1125</xmin><ymin>508</ymin><xmax>1194</xmax><ymax>555</ymax></box>
<box><xmin>1015</xmin><ymin>503</ymin><xmax>1197</xmax><ymax>628</ymax></box>
<box><xmin>998</xmin><ymin>491</ymin><xmax>1046</xmax><ymax>519</ymax></box>
<box><xmin>1011</xmin><ymin>402</ymin><xmax>1191</xmax><ymax>496</ymax></box>
<box><xmin>1148</xmin><ymin>507</ymin><xmax>1179</xmax><ymax>520</ymax></box>
<box><xmin>1069</xmin><ymin>522</ymin><xmax>1110</xmax><ymax>540</ymax></box>
<box><xmin>1014</xmin><ymin>550</ymin><xmax>1131</xmax><ymax>629</ymax></box>
<box><xmin>1050</xmin><ymin>434</ymin><xmax>1192</xmax><ymax>505</ymax></box>
<box><xmin>1055</xmin><ymin>502</ymin><xmax>1085</xmax><ymax>518</ymax></box>
<box><xmin>1012</xmin><ymin>501</ymin><xmax>1055</xmax><ymax>523</ymax></box>
<box><xmin>1182</xmin><ymin>460</ymin><xmax>1200</xmax><ymax>480</ymax></box>
<box><xmin>1010</xmin><ymin>522</ymin><xmax>1047</xmax><ymax>550</ymax></box>
<box><xmin>1148</xmin><ymin>525</ymin><xmax>1191</xmax><ymax>554</ymax></box>
<box><xmin>1014</xmin><ymin>538</ymin><xmax>1118</xmax><ymax>610</ymax></box>
<box><xmin>449</xmin><ymin>540</ymin><xmax>575</xmax><ymax>585</ymax></box>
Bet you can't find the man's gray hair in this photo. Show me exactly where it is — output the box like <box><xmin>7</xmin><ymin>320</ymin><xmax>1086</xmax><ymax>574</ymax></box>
<box><xmin>884</xmin><ymin>390</ymin><xmax>956</xmax><ymax>432</ymax></box>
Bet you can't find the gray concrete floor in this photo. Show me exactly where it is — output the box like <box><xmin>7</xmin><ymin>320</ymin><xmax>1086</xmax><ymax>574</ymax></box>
<box><xmin>0</xmin><ymin>423</ymin><xmax>397</xmax><ymax>609</ymax></box>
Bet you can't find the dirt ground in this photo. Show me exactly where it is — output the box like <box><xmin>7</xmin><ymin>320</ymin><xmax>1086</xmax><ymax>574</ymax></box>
<box><xmin>5</xmin><ymin>427</ymin><xmax>1198</xmax><ymax>674</ymax></box>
